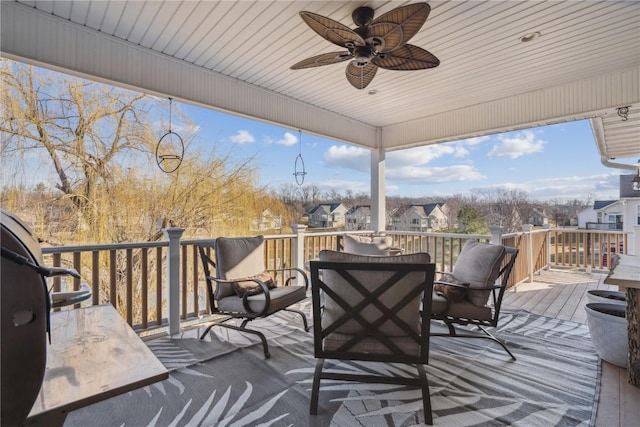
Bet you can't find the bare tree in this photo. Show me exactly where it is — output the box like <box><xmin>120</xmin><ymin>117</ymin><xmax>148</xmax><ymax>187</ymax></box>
<box><xmin>0</xmin><ymin>60</ymin><xmax>287</xmax><ymax>243</ymax></box>
<box><xmin>476</xmin><ymin>188</ymin><xmax>532</xmax><ymax>232</ymax></box>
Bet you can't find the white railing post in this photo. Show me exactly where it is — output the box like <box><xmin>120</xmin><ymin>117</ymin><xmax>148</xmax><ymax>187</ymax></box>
<box><xmin>489</xmin><ymin>225</ymin><xmax>503</xmax><ymax>245</ymax></box>
<box><xmin>543</xmin><ymin>224</ymin><xmax>552</xmax><ymax>270</ymax></box>
<box><xmin>291</xmin><ymin>224</ymin><xmax>307</xmax><ymax>285</ymax></box>
<box><xmin>163</xmin><ymin>227</ymin><xmax>184</xmax><ymax>336</ymax></box>
<box><xmin>522</xmin><ymin>224</ymin><xmax>534</xmax><ymax>282</ymax></box>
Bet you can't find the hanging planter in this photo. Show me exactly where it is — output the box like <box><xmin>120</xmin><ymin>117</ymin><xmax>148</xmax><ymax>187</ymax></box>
<box><xmin>293</xmin><ymin>130</ymin><xmax>307</xmax><ymax>186</ymax></box>
<box><xmin>156</xmin><ymin>98</ymin><xmax>184</xmax><ymax>174</ymax></box>
<box><xmin>585</xmin><ymin>303</ymin><xmax>628</xmax><ymax>368</ymax></box>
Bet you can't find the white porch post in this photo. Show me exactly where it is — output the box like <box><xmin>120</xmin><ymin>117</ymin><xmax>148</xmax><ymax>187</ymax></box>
<box><xmin>521</xmin><ymin>224</ymin><xmax>534</xmax><ymax>282</ymax></box>
<box><xmin>370</xmin><ymin>131</ymin><xmax>385</xmax><ymax>233</ymax></box>
<box><xmin>291</xmin><ymin>224</ymin><xmax>307</xmax><ymax>285</ymax></box>
<box><xmin>163</xmin><ymin>227</ymin><xmax>184</xmax><ymax>336</ymax></box>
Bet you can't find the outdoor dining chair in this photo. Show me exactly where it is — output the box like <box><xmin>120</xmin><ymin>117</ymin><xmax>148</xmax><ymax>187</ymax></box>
<box><xmin>198</xmin><ymin>236</ymin><xmax>309</xmax><ymax>358</ymax></box>
<box><xmin>309</xmin><ymin>250</ymin><xmax>436</xmax><ymax>424</ymax></box>
<box><xmin>430</xmin><ymin>239</ymin><xmax>519</xmax><ymax>360</ymax></box>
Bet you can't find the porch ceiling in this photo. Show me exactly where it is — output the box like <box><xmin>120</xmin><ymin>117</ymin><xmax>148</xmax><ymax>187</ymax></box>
<box><xmin>1</xmin><ymin>1</ymin><xmax>639</xmax><ymax>159</ymax></box>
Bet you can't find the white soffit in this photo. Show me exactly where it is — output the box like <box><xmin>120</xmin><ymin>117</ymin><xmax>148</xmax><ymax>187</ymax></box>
<box><xmin>1</xmin><ymin>0</ymin><xmax>639</xmax><ymax>152</ymax></box>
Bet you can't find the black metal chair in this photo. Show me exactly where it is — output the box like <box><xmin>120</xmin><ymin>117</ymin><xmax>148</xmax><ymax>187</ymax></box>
<box><xmin>309</xmin><ymin>250</ymin><xmax>436</xmax><ymax>425</ymax></box>
<box><xmin>198</xmin><ymin>236</ymin><xmax>309</xmax><ymax>359</ymax></box>
<box><xmin>430</xmin><ymin>240</ymin><xmax>519</xmax><ymax>360</ymax></box>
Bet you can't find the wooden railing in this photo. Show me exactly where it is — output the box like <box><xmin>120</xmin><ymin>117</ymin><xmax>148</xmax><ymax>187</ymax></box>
<box><xmin>42</xmin><ymin>226</ymin><xmax>629</xmax><ymax>334</ymax></box>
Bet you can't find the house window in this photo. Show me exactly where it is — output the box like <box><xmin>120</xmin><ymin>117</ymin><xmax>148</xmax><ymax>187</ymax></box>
<box><xmin>597</xmin><ymin>212</ymin><xmax>603</xmax><ymax>223</ymax></box>
<box><xmin>637</xmin><ymin>205</ymin><xmax>640</xmax><ymax>225</ymax></box>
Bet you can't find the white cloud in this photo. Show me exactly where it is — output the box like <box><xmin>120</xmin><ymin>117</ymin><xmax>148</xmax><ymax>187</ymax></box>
<box><xmin>276</xmin><ymin>132</ymin><xmax>298</xmax><ymax>146</ymax></box>
<box><xmin>324</xmin><ymin>141</ymin><xmax>479</xmax><ymax>175</ymax></box>
<box><xmin>387</xmin><ymin>164</ymin><xmax>485</xmax><ymax>183</ymax></box>
<box><xmin>535</xmin><ymin>173</ymin><xmax>614</xmax><ymax>184</ymax></box>
<box><xmin>323</xmin><ymin>145</ymin><xmax>370</xmax><ymax>172</ymax></box>
<box><xmin>461</xmin><ymin>135</ymin><xmax>490</xmax><ymax>145</ymax></box>
<box><xmin>151</xmin><ymin>121</ymin><xmax>200</xmax><ymax>134</ymax></box>
<box><xmin>464</xmin><ymin>173</ymin><xmax>620</xmax><ymax>201</ymax></box>
<box><xmin>487</xmin><ymin>130</ymin><xmax>545</xmax><ymax>159</ymax></box>
<box><xmin>314</xmin><ymin>179</ymin><xmax>370</xmax><ymax>194</ymax></box>
<box><xmin>388</xmin><ymin>144</ymin><xmax>469</xmax><ymax>167</ymax></box>
<box><xmin>230</xmin><ymin>130</ymin><xmax>255</xmax><ymax>144</ymax></box>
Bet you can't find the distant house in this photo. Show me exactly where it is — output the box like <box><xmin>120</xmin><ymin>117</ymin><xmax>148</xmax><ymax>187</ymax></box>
<box><xmin>307</xmin><ymin>203</ymin><xmax>348</xmax><ymax>228</ymax></box>
<box><xmin>529</xmin><ymin>207</ymin><xmax>549</xmax><ymax>227</ymax></box>
<box><xmin>389</xmin><ymin>203</ymin><xmax>447</xmax><ymax>232</ymax></box>
<box><xmin>345</xmin><ymin>205</ymin><xmax>371</xmax><ymax>231</ymax></box>
<box><xmin>578</xmin><ymin>174</ymin><xmax>640</xmax><ymax>232</ymax></box>
<box><xmin>250</xmin><ymin>209</ymin><xmax>282</xmax><ymax>231</ymax></box>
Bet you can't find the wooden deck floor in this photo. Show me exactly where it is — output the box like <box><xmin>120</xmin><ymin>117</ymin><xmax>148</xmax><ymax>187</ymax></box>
<box><xmin>502</xmin><ymin>269</ymin><xmax>640</xmax><ymax>427</ymax></box>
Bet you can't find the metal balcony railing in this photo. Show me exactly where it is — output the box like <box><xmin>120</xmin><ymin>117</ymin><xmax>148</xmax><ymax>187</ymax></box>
<box><xmin>42</xmin><ymin>226</ymin><xmax>629</xmax><ymax>335</ymax></box>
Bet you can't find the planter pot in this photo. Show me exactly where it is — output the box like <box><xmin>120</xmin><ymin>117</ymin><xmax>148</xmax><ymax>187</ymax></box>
<box><xmin>587</xmin><ymin>290</ymin><xmax>626</xmax><ymax>306</ymax></box>
<box><xmin>585</xmin><ymin>303</ymin><xmax>628</xmax><ymax>368</ymax></box>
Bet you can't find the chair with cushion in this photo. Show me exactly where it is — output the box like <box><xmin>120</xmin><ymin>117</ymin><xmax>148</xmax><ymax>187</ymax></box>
<box><xmin>309</xmin><ymin>250</ymin><xmax>436</xmax><ymax>424</ymax></box>
<box><xmin>430</xmin><ymin>239</ymin><xmax>519</xmax><ymax>360</ymax></box>
<box><xmin>198</xmin><ymin>236</ymin><xmax>309</xmax><ymax>358</ymax></box>
<box><xmin>340</xmin><ymin>233</ymin><xmax>403</xmax><ymax>256</ymax></box>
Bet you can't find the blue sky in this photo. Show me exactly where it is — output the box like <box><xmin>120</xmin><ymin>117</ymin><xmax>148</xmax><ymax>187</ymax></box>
<box><xmin>1</xmin><ymin>59</ymin><xmax>621</xmax><ymax>203</ymax></box>
<box><xmin>182</xmin><ymin>102</ymin><xmax>622</xmax><ymax>202</ymax></box>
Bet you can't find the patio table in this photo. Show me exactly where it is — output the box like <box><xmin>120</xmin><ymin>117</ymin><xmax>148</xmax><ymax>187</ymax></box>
<box><xmin>24</xmin><ymin>304</ymin><xmax>168</xmax><ymax>426</ymax></box>
<box><xmin>604</xmin><ymin>254</ymin><xmax>640</xmax><ymax>387</ymax></box>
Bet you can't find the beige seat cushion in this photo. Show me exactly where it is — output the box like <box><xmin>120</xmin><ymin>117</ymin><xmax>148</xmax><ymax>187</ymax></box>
<box><xmin>342</xmin><ymin>234</ymin><xmax>393</xmax><ymax>256</ymax></box>
<box><xmin>218</xmin><ymin>285</ymin><xmax>306</xmax><ymax>314</ymax></box>
<box><xmin>214</xmin><ymin>236</ymin><xmax>266</xmax><ymax>299</ymax></box>
<box><xmin>452</xmin><ymin>240</ymin><xmax>506</xmax><ymax>307</ymax></box>
<box><xmin>431</xmin><ymin>292</ymin><xmax>493</xmax><ymax>321</ymax></box>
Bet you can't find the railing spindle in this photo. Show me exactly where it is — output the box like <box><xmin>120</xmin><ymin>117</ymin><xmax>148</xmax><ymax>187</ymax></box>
<box><xmin>126</xmin><ymin>248</ymin><xmax>133</xmax><ymax>325</ymax></box>
<box><xmin>141</xmin><ymin>248</ymin><xmax>148</xmax><ymax>330</ymax></box>
<box><xmin>109</xmin><ymin>250</ymin><xmax>117</xmax><ymax>308</ymax></box>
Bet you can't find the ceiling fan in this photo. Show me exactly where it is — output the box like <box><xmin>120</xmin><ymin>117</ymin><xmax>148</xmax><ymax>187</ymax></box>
<box><xmin>290</xmin><ymin>3</ymin><xmax>440</xmax><ymax>90</ymax></box>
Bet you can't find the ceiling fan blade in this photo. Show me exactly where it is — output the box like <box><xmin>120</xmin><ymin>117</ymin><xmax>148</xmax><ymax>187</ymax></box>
<box><xmin>290</xmin><ymin>52</ymin><xmax>352</xmax><ymax>69</ymax></box>
<box><xmin>345</xmin><ymin>62</ymin><xmax>378</xmax><ymax>89</ymax></box>
<box><xmin>299</xmin><ymin>11</ymin><xmax>365</xmax><ymax>48</ymax></box>
<box><xmin>367</xmin><ymin>3</ymin><xmax>431</xmax><ymax>52</ymax></box>
<box><xmin>372</xmin><ymin>44</ymin><xmax>439</xmax><ymax>70</ymax></box>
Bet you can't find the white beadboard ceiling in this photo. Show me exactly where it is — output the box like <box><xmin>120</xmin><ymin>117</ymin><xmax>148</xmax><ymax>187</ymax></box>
<box><xmin>1</xmin><ymin>0</ymin><xmax>639</xmax><ymax>166</ymax></box>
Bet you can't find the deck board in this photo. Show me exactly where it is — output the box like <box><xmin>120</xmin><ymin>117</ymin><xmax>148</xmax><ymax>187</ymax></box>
<box><xmin>502</xmin><ymin>269</ymin><xmax>639</xmax><ymax>427</ymax></box>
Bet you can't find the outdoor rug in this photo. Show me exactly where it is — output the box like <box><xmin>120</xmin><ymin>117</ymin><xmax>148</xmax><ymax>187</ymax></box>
<box><xmin>65</xmin><ymin>300</ymin><xmax>600</xmax><ymax>426</ymax></box>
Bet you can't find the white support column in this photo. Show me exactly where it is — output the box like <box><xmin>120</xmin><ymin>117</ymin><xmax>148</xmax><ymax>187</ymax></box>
<box><xmin>163</xmin><ymin>227</ymin><xmax>184</xmax><ymax>336</ymax></box>
<box><xmin>370</xmin><ymin>129</ymin><xmax>385</xmax><ymax>233</ymax></box>
<box><xmin>521</xmin><ymin>224</ymin><xmax>534</xmax><ymax>282</ymax></box>
<box><xmin>291</xmin><ymin>224</ymin><xmax>307</xmax><ymax>285</ymax></box>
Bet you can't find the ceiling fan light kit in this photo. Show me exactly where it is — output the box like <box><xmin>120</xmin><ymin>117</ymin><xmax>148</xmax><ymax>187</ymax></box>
<box><xmin>291</xmin><ymin>3</ymin><xmax>440</xmax><ymax>89</ymax></box>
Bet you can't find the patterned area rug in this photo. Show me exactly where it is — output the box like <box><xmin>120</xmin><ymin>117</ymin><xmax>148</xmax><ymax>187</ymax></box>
<box><xmin>65</xmin><ymin>300</ymin><xmax>600</xmax><ymax>426</ymax></box>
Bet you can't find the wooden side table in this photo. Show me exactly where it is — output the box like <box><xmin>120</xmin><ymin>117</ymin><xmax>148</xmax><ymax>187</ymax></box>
<box><xmin>25</xmin><ymin>304</ymin><xmax>168</xmax><ymax>426</ymax></box>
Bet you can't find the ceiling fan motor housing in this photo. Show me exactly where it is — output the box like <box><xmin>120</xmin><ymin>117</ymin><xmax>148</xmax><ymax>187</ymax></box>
<box><xmin>352</xmin><ymin>6</ymin><xmax>374</xmax><ymax>27</ymax></box>
<box><xmin>353</xmin><ymin>45</ymin><xmax>374</xmax><ymax>66</ymax></box>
